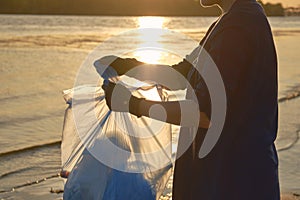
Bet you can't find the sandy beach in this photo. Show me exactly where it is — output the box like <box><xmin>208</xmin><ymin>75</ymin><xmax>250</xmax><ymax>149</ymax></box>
<box><xmin>281</xmin><ymin>194</ymin><xmax>300</xmax><ymax>200</ymax></box>
<box><xmin>0</xmin><ymin>15</ymin><xmax>300</xmax><ymax>199</ymax></box>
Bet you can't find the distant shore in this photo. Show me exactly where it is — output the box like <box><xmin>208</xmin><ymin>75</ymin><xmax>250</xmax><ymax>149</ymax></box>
<box><xmin>0</xmin><ymin>0</ymin><xmax>298</xmax><ymax>16</ymax></box>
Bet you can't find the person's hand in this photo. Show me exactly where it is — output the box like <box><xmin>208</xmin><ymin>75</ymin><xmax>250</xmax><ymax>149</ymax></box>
<box><xmin>94</xmin><ymin>55</ymin><xmax>144</xmax><ymax>76</ymax></box>
<box><xmin>102</xmin><ymin>81</ymin><xmax>132</xmax><ymax>113</ymax></box>
<box><xmin>94</xmin><ymin>55</ymin><xmax>120</xmax><ymax>75</ymax></box>
<box><xmin>95</xmin><ymin>55</ymin><xmax>119</xmax><ymax>66</ymax></box>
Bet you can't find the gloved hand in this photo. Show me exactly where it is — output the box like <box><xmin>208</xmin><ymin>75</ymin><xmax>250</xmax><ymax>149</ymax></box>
<box><xmin>94</xmin><ymin>55</ymin><xmax>144</xmax><ymax>76</ymax></box>
<box><xmin>94</xmin><ymin>55</ymin><xmax>119</xmax><ymax>76</ymax></box>
<box><xmin>94</xmin><ymin>55</ymin><xmax>118</xmax><ymax>66</ymax></box>
<box><xmin>101</xmin><ymin>81</ymin><xmax>132</xmax><ymax>113</ymax></box>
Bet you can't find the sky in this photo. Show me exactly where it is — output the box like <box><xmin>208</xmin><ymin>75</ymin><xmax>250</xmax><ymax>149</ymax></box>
<box><xmin>264</xmin><ymin>0</ymin><xmax>299</xmax><ymax>7</ymax></box>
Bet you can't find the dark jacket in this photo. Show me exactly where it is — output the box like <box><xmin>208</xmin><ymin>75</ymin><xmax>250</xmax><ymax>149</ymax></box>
<box><xmin>173</xmin><ymin>0</ymin><xmax>279</xmax><ymax>199</ymax></box>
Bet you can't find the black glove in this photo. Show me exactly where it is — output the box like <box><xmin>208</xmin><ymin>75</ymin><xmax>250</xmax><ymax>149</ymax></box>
<box><xmin>95</xmin><ymin>55</ymin><xmax>144</xmax><ymax>76</ymax></box>
<box><xmin>102</xmin><ymin>81</ymin><xmax>131</xmax><ymax>112</ymax></box>
<box><xmin>102</xmin><ymin>81</ymin><xmax>143</xmax><ymax>117</ymax></box>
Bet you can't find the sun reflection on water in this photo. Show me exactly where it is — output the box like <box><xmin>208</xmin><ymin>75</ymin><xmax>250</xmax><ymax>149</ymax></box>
<box><xmin>138</xmin><ymin>16</ymin><xmax>165</xmax><ymax>29</ymax></box>
<box><xmin>133</xmin><ymin>17</ymin><xmax>168</xmax><ymax>64</ymax></box>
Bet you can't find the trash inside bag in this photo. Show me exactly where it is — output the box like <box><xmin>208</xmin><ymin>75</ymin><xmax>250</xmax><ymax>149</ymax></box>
<box><xmin>61</xmin><ymin>66</ymin><xmax>173</xmax><ymax>200</ymax></box>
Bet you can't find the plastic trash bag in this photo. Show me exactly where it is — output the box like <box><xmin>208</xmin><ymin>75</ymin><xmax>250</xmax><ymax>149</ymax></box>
<box><xmin>61</xmin><ymin>66</ymin><xmax>173</xmax><ymax>200</ymax></box>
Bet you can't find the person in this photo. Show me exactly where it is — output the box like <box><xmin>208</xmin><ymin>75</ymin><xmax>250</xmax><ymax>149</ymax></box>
<box><xmin>101</xmin><ymin>0</ymin><xmax>280</xmax><ymax>199</ymax></box>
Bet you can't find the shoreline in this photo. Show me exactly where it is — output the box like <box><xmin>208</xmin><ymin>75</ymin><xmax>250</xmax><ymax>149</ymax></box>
<box><xmin>0</xmin><ymin>177</ymin><xmax>299</xmax><ymax>200</ymax></box>
<box><xmin>281</xmin><ymin>193</ymin><xmax>300</xmax><ymax>200</ymax></box>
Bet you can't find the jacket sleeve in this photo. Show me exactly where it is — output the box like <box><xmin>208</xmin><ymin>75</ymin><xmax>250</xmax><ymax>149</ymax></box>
<box><xmin>187</xmin><ymin>26</ymin><xmax>254</xmax><ymax>118</ymax></box>
<box><xmin>207</xmin><ymin>27</ymin><xmax>254</xmax><ymax>107</ymax></box>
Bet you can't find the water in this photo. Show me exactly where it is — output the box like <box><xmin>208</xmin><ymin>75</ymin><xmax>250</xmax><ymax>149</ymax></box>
<box><xmin>0</xmin><ymin>15</ymin><xmax>300</xmax><ymax>198</ymax></box>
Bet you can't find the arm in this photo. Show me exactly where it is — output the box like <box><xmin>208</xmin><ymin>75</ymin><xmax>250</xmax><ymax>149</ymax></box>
<box><xmin>102</xmin><ymin>82</ymin><xmax>210</xmax><ymax>128</ymax></box>
<box><xmin>109</xmin><ymin>57</ymin><xmax>145</xmax><ymax>75</ymax></box>
<box><xmin>97</xmin><ymin>55</ymin><xmax>193</xmax><ymax>79</ymax></box>
<box><xmin>133</xmin><ymin>97</ymin><xmax>210</xmax><ymax>128</ymax></box>
<box><xmin>208</xmin><ymin>27</ymin><xmax>254</xmax><ymax>107</ymax></box>
<box><xmin>94</xmin><ymin>54</ymin><xmax>198</xmax><ymax>90</ymax></box>
<box><xmin>96</xmin><ymin>56</ymin><xmax>193</xmax><ymax>91</ymax></box>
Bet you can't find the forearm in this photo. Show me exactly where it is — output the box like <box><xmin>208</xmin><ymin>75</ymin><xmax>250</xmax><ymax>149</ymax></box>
<box><xmin>129</xmin><ymin>97</ymin><xmax>210</xmax><ymax>128</ymax></box>
<box><xmin>110</xmin><ymin>56</ymin><xmax>192</xmax><ymax>90</ymax></box>
<box><xmin>110</xmin><ymin>57</ymin><xmax>145</xmax><ymax>75</ymax></box>
<box><xmin>171</xmin><ymin>59</ymin><xmax>193</xmax><ymax>79</ymax></box>
<box><xmin>111</xmin><ymin>57</ymin><xmax>191</xmax><ymax>77</ymax></box>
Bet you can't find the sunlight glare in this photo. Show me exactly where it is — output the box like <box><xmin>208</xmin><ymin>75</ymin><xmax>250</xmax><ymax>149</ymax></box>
<box><xmin>135</xmin><ymin>17</ymin><xmax>166</xmax><ymax>64</ymax></box>
<box><xmin>138</xmin><ymin>17</ymin><xmax>165</xmax><ymax>28</ymax></box>
<box><xmin>134</xmin><ymin>49</ymin><xmax>163</xmax><ymax>64</ymax></box>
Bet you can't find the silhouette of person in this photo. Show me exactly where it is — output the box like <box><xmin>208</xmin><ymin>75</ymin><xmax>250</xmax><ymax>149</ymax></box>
<box><xmin>101</xmin><ymin>0</ymin><xmax>279</xmax><ymax>199</ymax></box>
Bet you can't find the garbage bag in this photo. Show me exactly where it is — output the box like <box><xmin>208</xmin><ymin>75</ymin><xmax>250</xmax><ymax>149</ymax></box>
<box><xmin>61</xmin><ymin>66</ymin><xmax>173</xmax><ymax>200</ymax></box>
